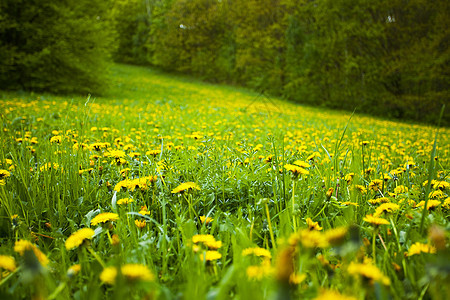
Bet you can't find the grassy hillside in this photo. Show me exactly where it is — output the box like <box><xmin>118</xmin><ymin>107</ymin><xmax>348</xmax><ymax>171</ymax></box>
<box><xmin>0</xmin><ymin>64</ymin><xmax>449</xmax><ymax>299</ymax></box>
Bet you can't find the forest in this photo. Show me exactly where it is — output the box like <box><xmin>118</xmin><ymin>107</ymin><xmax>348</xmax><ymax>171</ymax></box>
<box><xmin>1</xmin><ymin>0</ymin><xmax>449</xmax><ymax>123</ymax></box>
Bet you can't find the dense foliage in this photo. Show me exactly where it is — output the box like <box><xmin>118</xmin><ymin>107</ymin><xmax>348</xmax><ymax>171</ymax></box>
<box><xmin>0</xmin><ymin>64</ymin><xmax>449</xmax><ymax>299</ymax></box>
<box><xmin>111</xmin><ymin>0</ymin><xmax>449</xmax><ymax>124</ymax></box>
<box><xmin>0</xmin><ymin>0</ymin><xmax>115</xmax><ymax>94</ymax></box>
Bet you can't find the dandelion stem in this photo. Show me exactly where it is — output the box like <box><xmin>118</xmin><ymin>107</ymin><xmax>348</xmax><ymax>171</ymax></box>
<box><xmin>48</xmin><ymin>282</ymin><xmax>66</xmax><ymax>300</ymax></box>
<box><xmin>292</xmin><ymin>180</ymin><xmax>297</xmax><ymax>232</ymax></box>
<box><xmin>372</xmin><ymin>229</ymin><xmax>376</xmax><ymax>263</ymax></box>
<box><xmin>87</xmin><ymin>247</ymin><xmax>106</xmax><ymax>268</ymax></box>
<box><xmin>265</xmin><ymin>202</ymin><xmax>276</xmax><ymax>250</ymax></box>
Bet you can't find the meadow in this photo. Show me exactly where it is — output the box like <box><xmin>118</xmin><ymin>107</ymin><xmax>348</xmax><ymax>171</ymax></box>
<box><xmin>0</xmin><ymin>64</ymin><xmax>449</xmax><ymax>299</ymax></box>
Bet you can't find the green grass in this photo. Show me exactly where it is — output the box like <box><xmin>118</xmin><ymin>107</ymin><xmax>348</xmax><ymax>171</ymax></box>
<box><xmin>0</xmin><ymin>63</ymin><xmax>449</xmax><ymax>299</ymax></box>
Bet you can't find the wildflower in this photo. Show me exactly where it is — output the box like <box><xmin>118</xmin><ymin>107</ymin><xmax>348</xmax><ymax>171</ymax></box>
<box><xmin>443</xmin><ymin>197</ymin><xmax>450</xmax><ymax>209</ymax></box>
<box><xmin>432</xmin><ymin>180</ymin><xmax>449</xmax><ymax>190</ymax></box>
<box><xmin>368</xmin><ymin>197</ymin><xmax>391</xmax><ymax>205</ymax></box>
<box><xmin>374</xmin><ymin>203</ymin><xmax>400</xmax><ymax>217</ymax></box>
<box><xmin>112</xmin><ymin>234</ymin><xmax>120</xmax><ymax>246</ymax></box>
<box><xmin>65</xmin><ymin>228</ymin><xmax>95</xmax><ymax>250</ymax></box>
<box><xmin>171</xmin><ymin>182</ymin><xmax>200</xmax><ymax>194</ymax></box>
<box><xmin>242</xmin><ymin>247</ymin><xmax>272</xmax><ymax>259</ymax></box>
<box><xmin>368</xmin><ymin>179</ymin><xmax>383</xmax><ymax>192</ymax></box>
<box><xmin>246</xmin><ymin>260</ymin><xmax>273</xmax><ymax>281</ymax></box>
<box><xmin>429</xmin><ymin>225</ymin><xmax>446</xmax><ymax>250</ymax></box>
<box><xmin>306</xmin><ymin>218</ymin><xmax>323</xmax><ymax>231</ymax></box>
<box><xmin>307</xmin><ymin>152</ymin><xmax>321</xmax><ymax>161</ymax></box>
<box><xmin>354</xmin><ymin>185</ymin><xmax>367</xmax><ymax>195</ymax></box>
<box><xmin>50</xmin><ymin>135</ymin><xmax>62</xmax><ymax>144</ymax></box>
<box><xmin>394</xmin><ymin>185</ymin><xmax>408</xmax><ymax>194</ymax></box>
<box><xmin>347</xmin><ymin>259</ymin><xmax>390</xmax><ymax>285</ymax></box>
<box><xmin>289</xmin><ymin>229</ymin><xmax>328</xmax><ymax>248</ymax></box>
<box><xmin>100</xmin><ymin>264</ymin><xmax>154</xmax><ymax>285</ymax></box>
<box><xmin>290</xmin><ymin>273</ymin><xmax>307</xmax><ymax>285</ymax></box>
<box><xmin>135</xmin><ymin>220</ymin><xmax>146</xmax><ymax>229</ymax></box>
<box><xmin>199</xmin><ymin>250</ymin><xmax>222</xmax><ymax>261</ymax></box>
<box><xmin>363</xmin><ymin>214</ymin><xmax>389</xmax><ymax>226</ymax></box>
<box><xmin>324</xmin><ymin>226</ymin><xmax>348</xmax><ymax>246</ymax></box>
<box><xmin>284</xmin><ymin>164</ymin><xmax>309</xmax><ymax>177</ymax></box>
<box><xmin>0</xmin><ymin>255</ymin><xmax>16</xmax><ymax>272</ymax></box>
<box><xmin>415</xmin><ymin>200</ymin><xmax>441</xmax><ymax>210</ymax></box>
<box><xmin>407</xmin><ymin>242</ymin><xmax>436</xmax><ymax>256</ymax></box>
<box><xmin>14</xmin><ymin>240</ymin><xmax>49</xmax><ymax>267</ymax></box>
<box><xmin>146</xmin><ymin>149</ymin><xmax>161</xmax><ymax>157</ymax></box>
<box><xmin>192</xmin><ymin>234</ymin><xmax>215</xmax><ymax>245</ymax></box>
<box><xmin>0</xmin><ymin>169</ymin><xmax>11</xmax><ymax>179</ymax></box>
<box><xmin>340</xmin><ymin>201</ymin><xmax>358</xmax><ymax>207</ymax></box>
<box><xmin>275</xmin><ymin>246</ymin><xmax>295</xmax><ymax>284</ymax></box>
<box><xmin>326</xmin><ymin>187</ymin><xmax>334</xmax><ymax>199</ymax></box>
<box><xmin>199</xmin><ymin>216</ymin><xmax>213</xmax><ymax>224</ymax></box>
<box><xmin>78</xmin><ymin>168</ymin><xmax>93</xmax><ymax>175</ymax></box>
<box><xmin>428</xmin><ymin>190</ymin><xmax>445</xmax><ymax>199</ymax></box>
<box><xmin>344</xmin><ymin>173</ymin><xmax>355</xmax><ymax>184</ymax></box>
<box><xmin>67</xmin><ymin>264</ymin><xmax>81</xmax><ymax>277</ymax></box>
<box><xmin>293</xmin><ymin>160</ymin><xmax>311</xmax><ymax>168</ymax></box>
<box><xmin>314</xmin><ymin>289</ymin><xmax>357</xmax><ymax>300</ymax></box>
<box><xmin>138</xmin><ymin>206</ymin><xmax>150</xmax><ymax>215</ymax></box>
<box><xmin>117</xmin><ymin>198</ymin><xmax>133</xmax><ymax>205</ymax></box>
<box><xmin>91</xmin><ymin>212</ymin><xmax>119</xmax><ymax>226</ymax></box>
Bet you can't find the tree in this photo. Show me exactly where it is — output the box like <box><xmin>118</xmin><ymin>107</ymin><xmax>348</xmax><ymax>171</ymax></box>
<box><xmin>0</xmin><ymin>0</ymin><xmax>115</xmax><ymax>94</ymax></box>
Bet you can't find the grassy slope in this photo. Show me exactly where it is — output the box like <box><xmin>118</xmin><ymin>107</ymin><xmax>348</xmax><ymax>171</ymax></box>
<box><xmin>0</xmin><ymin>63</ymin><xmax>449</xmax><ymax>299</ymax></box>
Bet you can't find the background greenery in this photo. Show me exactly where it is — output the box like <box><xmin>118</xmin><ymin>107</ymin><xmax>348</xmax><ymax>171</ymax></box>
<box><xmin>1</xmin><ymin>0</ymin><xmax>449</xmax><ymax>124</ymax></box>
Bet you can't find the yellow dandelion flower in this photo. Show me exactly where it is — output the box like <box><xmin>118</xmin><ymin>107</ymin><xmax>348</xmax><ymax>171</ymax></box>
<box><xmin>121</xmin><ymin>264</ymin><xmax>155</xmax><ymax>282</ymax></box>
<box><xmin>363</xmin><ymin>214</ymin><xmax>390</xmax><ymax>226</ymax></box>
<box><xmin>135</xmin><ymin>219</ymin><xmax>146</xmax><ymax>229</ymax></box>
<box><xmin>246</xmin><ymin>261</ymin><xmax>273</xmax><ymax>281</ymax></box>
<box><xmin>204</xmin><ymin>240</ymin><xmax>223</xmax><ymax>250</ymax></box>
<box><xmin>65</xmin><ymin>228</ymin><xmax>95</xmax><ymax>250</ymax></box>
<box><xmin>314</xmin><ymin>289</ymin><xmax>357</xmax><ymax>300</ymax></box>
<box><xmin>407</xmin><ymin>242</ymin><xmax>436</xmax><ymax>256</ymax></box>
<box><xmin>67</xmin><ymin>264</ymin><xmax>81</xmax><ymax>277</ymax></box>
<box><xmin>100</xmin><ymin>266</ymin><xmax>117</xmax><ymax>284</ymax></box>
<box><xmin>289</xmin><ymin>229</ymin><xmax>328</xmax><ymax>248</ymax></box>
<box><xmin>192</xmin><ymin>234</ymin><xmax>216</xmax><ymax>244</ymax></box>
<box><xmin>306</xmin><ymin>218</ymin><xmax>323</xmax><ymax>231</ymax></box>
<box><xmin>415</xmin><ymin>200</ymin><xmax>441</xmax><ymax>210</ymax></box>
<box><xmin>347</xmin><ymin>259</ymin><xmax>390</xmax><ymax>285</ymax></box>
<box><xmin>443</xmin><ymin>197</ymin><xmax>450</xmax><ymax>209</ymax></box>
<box><xmin>100</xmin><ymin>264</ymin><xmax>154</xmax><ymax>285</ymax></box>
<box><xmin>199</xmin><ymin>216</ymin><xmax>213</xmax><ymax>224</ymax></box>
<box><xmin>117</xmin><ymin>198</ymin><xmax>133</xmax><ymax>205</ymax></box>
<box><xmin>91</xmin><ymin>212</ymin><xmax>119</xmax><ymax>226</ymax></box>
<box><xmin>284</xmin><ymin>164</ymin><xmax>309</xmax><ymax>177</ymax></box>
<box><xmin>368</xmin><ymin>197</ymin><xmax>391</xmax><ymax>205</ymax></box>
<box><xmin>242</xmin><ymin>247</ymin><xmax>272</xmax><ymax>259</ymax></box>
<box><xmin>324</xmin><ymin>227</ymin><xmax>348</xmax><ymax>246</ymax></box>
<box><xmin>293</xmin><ymin>160</ymin><xmax>311</xmax><ymax>168</ymax></box>
<box><xmin>14</xmin><ymin>240</ymin><xmax>49</xmax><ymax>267</ymax></box>
<box><xmin>200</xmin><ymin>250</ymin><xmax>222</xmax><ymax>261</ymax></box>
<box><xmin>428</xmin><ymin>190</ymin><xmax>445</xmax><ymax>199</ymax></box>
<box><xmin>0</xmin><ymin>169</ymin><xmax>11</xmax><ymax>178</ymax></box>
<box><xmin>171</xmin><ymin>182</ymin><xmax>200</xmax><ymax>194</ymax></box>
<box><xmin>289</xmin><ymin>273</ymin><xmax>307</xmax><ymax>285</ymax></box>
<box><xmin>394</xmin><ymin>185</ymin><xmax>408</xmax><ymax>194</ymax></box>
<box><xmin>368</xmin><ymin>179</ymin><xmax>383</xmax><ymax>192</ymax></box>
<box><xmin>0</xmin><ymin>255</ymin><xmax>16</xmax><ymax>272</ymax></box>
<box><xmin>354</xmin><ymin>185</ymin><xmax>367</xmax><ymax>195</ymax></box>
<box><xmin>374</xmin><ymin>203</ymin><xmax>400</xmax><ymax>217</ymax></box>
<box><xmin>344</xmin><ymin>173</ymin><xmax>355</xmax><ymax>184</ymax></box>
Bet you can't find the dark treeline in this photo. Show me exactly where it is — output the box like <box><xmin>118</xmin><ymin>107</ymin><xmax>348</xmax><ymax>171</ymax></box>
<box><xmin>1</xmin><ymin>0</ymin><xmax>449</xmax><ymax>124</ymax></box>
